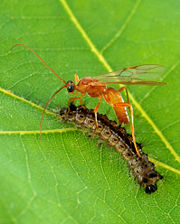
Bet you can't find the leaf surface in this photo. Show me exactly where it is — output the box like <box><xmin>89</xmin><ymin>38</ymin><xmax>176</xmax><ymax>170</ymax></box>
<box><xmin>0</xmin><ymin>0</ymin><xmax>180</xmax><ymax>223</ymax></box>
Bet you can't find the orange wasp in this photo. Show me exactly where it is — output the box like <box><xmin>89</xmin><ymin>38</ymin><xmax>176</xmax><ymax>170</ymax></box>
<box><xmin>12</xmin><ymin>44</ymin><xmax>167</xmax><ymax>157</ymax></box>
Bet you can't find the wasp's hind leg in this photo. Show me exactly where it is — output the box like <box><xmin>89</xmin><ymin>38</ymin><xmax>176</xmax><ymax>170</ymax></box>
<box><xmin>114</xmin><ymin>102</ymin><xmax>141</xmax><ymax>158</ymax></box>
<box><xmin>118</xmin><ymin>86</ymin><xmax>130</xmax><ymax>103</ymax></box>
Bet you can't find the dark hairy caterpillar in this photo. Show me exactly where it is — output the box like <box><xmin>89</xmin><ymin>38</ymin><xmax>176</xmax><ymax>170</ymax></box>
<box><xmin>59</xmin><ymin>104</ymin><xmax>163</xmax><ymax>194</ymax></box>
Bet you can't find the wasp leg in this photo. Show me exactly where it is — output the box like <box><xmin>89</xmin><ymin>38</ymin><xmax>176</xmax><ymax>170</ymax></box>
<box><xmin>67</xmin><ymin>96</ymin><xmax>81</xmax><ymax>113</ymax></box>
<box><xmin>94</xmin><ymin>96</ymin><xmax>103</xmax><ymax>127</ymax></box>
<box><xmin>67</xmin><ymin>93</ymin><xmax>86</xmax><ymax>113</ymax></box>
<box><xmin>114</xmin><ymin>102</ymin><xmax>141</xmax><ymax>158</ymax></box>
<box><xmin>90</xmin><ymin>96</ymin><xmax>103</xmax><ymax>140</ymax></box>
<box><xmin>68</xmin><ymin>96</ymin><xmax>81</xmax><ymax>105</ymax></box>
<box><xmin>118</xmin><ymin>87</ymin><xmax>139</xmax><ymax>117</ymax></box>
<box><xmin>118</xmin><ymin>86</ymin><xmax>130</xmax><ymax>103</ymax></box>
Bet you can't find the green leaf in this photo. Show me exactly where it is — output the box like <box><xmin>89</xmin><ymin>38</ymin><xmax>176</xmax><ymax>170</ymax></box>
<box><xmin>0</xmin><ymin>0</ymin><xmax>180</xmax><ymax>223</ymax></box>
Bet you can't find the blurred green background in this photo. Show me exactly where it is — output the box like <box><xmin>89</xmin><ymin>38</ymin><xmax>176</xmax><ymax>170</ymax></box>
<box><xmin>0</xmin><ymin>0</ymin><xmax>180</xmax><ymax>223</ymax></box>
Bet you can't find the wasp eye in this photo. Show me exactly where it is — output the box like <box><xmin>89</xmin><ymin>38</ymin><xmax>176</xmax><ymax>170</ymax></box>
<box><xmin>67</xmin><ymin>85</ymin><xmax>74</xmax><ymax>92</ymax></box>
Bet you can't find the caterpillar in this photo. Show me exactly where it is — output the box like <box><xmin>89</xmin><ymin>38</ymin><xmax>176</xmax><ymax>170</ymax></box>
<box><xmin>59</xmin><ymin>104</ymin><xmax>163</xmax><ymax>194</ymax></box>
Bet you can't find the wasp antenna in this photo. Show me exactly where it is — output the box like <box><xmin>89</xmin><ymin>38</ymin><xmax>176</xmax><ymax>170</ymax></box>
<box><xmin>10</xmin><ymin>44</ymin><xmax>66</xmax><ymax>84</ymax></box>
<box><xmin>40</xmin><ymin>85</ymin><xmax>66</xmax><ymax>137</ymax></box>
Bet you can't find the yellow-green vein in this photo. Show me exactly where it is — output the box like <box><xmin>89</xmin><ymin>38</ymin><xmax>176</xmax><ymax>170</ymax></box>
<box><xmin>0</xmin><ymin>128</ymin><xmax>77</xmax><ymax>136</ymax></box>
<box><xmin>0</xmin><ymin>87</ymin><xmax>56</xmax><ymax>117</ymax></box>
<box><xmin>150</xmin><ymin>158</ymin><xmax>180</xmax><ymax>175</ymax></box>
<box><xmin>101</xmin><ymin>0</ymin><xmax>142</xmax><ymax>53</ymax></box>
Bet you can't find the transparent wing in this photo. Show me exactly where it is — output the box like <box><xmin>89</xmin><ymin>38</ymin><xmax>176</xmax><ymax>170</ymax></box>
<box><xmin>94</xmin><ymin>64</ymin><xmax>167</xmax><ymax>85</ymax></box>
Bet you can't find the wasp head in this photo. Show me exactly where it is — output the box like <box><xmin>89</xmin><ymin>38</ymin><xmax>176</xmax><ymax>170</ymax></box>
<box><xmin>66</xmin><ymin>80</ymin><xmax>75</xmax><ymax>93</ymax></box>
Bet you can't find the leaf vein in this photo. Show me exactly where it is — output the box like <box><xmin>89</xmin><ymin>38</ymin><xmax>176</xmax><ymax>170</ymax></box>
<box><xmin>99</xmin><ymin>148</ymin><xmax>111</xmax><ymax>201</ymax></box>
<box><xmin>0</xmin><ymin>87</ymin><xmax>56</xmax><ymax>116</ymax></box>
<box><xmin>0</xmin><ymin>128</ymin><xmax>76</xmax><ymax>135</ymax></box>
<box><xmin>139</xmin><ymin>59</ymin><xmax>180</xmax><ymax>104</ymax></box>
<box><xmin>20</xmin><ymin>136</ymin><xmax>37</xmax><ymax>196</ymax></box>
<box><xmin>101</xmin><ymin>0</ymin><xmax>142</xmax><ymax>53</ymax></box>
